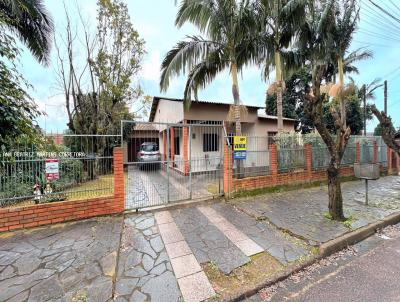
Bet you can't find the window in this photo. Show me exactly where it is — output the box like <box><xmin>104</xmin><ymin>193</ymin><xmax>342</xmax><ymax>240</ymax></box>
<box><xmin>203</xmin><ymin>133</ymin><xmax>219</xmax><ymax>152</ymax></box>
<box><xmin>174</xmin><ymin>136</ymin><xmax>180</xmax><ymax>155</ymax></box>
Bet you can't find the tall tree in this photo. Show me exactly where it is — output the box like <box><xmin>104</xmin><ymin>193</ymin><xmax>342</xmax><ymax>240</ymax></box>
<box><xmin>55</xmin><ymin>0</ymin><xmax>146</xmax><ymax>136</ymax></box>
<box><xmin>0</xmin><ymin>0</ymin><xmax>53</xmax><ymax>65</ymax></box>
<box><xmin>256</xmin><ymin>0</ymin><xmax>307</xmax><ymax>132</ymax></box>
<box><xmin>298</xmin><ymin>0</ymin><xmax>359</xmax><ymax>220</ymax></box>
<box><xmin>160</xmin><ymin>0</ymin><xmax>257</xmax><ymax>137</ymax></box>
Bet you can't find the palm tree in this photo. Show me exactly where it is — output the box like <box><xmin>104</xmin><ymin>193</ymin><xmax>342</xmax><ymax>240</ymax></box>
<box><xmin>256</xmin><ymin>0</ymin><xmax>307</xmax><ymax>132</ymax></box>
<box><xmin>331</xmin><ymin>0</ymin><xmax>359</xmax><ymax>128</ymax></box>
<box><xmin>160</xmin><ymin>0</ymin><xmax>257</xmax><ymax>136</ymax></box>
<box><xmin>0</xmin><ymin>0</ymin><xmax>53</xmax><ymax>65</ymax></box>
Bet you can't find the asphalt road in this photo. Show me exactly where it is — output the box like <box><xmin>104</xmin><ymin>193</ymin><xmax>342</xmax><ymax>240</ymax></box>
<box><xmin>245</xmin><ymin>226</ymin><xmax>400</xmax><ymax>302</ymax></box>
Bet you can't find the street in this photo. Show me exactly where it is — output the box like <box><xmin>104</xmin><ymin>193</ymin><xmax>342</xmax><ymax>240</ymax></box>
<box><xmin>247</xmin><ymin>225</ymin><xmax>400</xmax><ymax>302</ymax></box>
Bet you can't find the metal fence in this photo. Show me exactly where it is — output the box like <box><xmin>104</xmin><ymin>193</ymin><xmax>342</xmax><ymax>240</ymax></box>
<box><xmin>278</xmin><ymin>148</ymin><xmax>306</xmax><ymax>172</ymax></box>
<box><xmin>226</xmin><ymin>136</ymin><xmax>271</xmax><ymax>178</ymax></box>
<box><xmin>123</xmin><ymin>121</ymin><xmax>224</xmax><ymax>210</ymax></box>
<box><xmin>0</xmin><ymin>134</ymin><xmax>121</xmax><ymax>208</ymax></box>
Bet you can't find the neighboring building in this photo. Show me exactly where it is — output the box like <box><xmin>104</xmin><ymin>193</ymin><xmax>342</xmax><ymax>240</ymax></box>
<box><xmin>125</xmin><ymin>96</ymin><xmax>295</xmax><ymax>174</ymax></box>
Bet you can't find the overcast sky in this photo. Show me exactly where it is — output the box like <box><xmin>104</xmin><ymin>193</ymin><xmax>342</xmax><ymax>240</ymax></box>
<box><xmin>18</xmin><ymin>0</ymin><xmax>400</xmax><ymax>133</ymax></box>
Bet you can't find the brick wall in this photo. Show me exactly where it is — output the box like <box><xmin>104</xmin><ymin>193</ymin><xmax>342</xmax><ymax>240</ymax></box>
<box><xmin>227</xmin><ymin>143</ymin><xmax>389</xmax><ymax>194</ymax></box>
<box><xmin>0</xmin><ymin>147</ymin><xmax>125</xmax><ymax>233</ymax></box>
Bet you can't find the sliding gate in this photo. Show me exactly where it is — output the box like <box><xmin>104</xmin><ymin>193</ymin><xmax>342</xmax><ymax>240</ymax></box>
<box><xmin>122</xmin><ymin>121</ymin><xmax>224</xmax><ymax>210</ymax></box>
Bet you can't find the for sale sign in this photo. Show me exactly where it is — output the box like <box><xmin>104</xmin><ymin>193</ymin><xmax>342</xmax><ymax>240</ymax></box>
<box><xmin>45</xmin><ymin>159</ymin><xmax>59</xmax><ymax>181</ymax></box>
<box><xmin>233</xmin><ymin>136</ymin><xmax>247</xmax><ymax>151</ymax></box>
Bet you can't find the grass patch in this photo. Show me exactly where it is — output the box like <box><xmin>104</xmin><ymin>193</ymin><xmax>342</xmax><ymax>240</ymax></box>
<box><xmin>232</xmin><ymin>175</ymin><xmax>358</xmax><ymax>199</ymax></box>
<box><xmin>203</xmin><ymin>252</ymin><xmax>283</xmax><ymax>300</ymax></box>
<box><xmin>323</xmin><ymin>212</ymin><xmax>333</xmax><ymax>220</ymax></box>
<box><xmin>343</xmin><ymin>216</ymin><xmax>355</xmax><ymax>229</ymax></box>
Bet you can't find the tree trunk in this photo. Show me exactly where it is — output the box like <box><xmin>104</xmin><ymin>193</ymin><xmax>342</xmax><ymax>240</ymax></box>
<box><xmin>275</xmin><ymin>51</ymin><xmax>283</xmax><ymax>132</ymax></box>
<box><xmin>327</xmin><ymin>163</ymin><xmax>345</xmax><ymax>221</ymax></box>
<box><xmin>338</xmin><ymin>57</ymin><xmax>346</xmax><ymax>128</ymax></box>
<box><xmin>231</xmin><ymin>62</ymin><xmax>243</xmax><ymax>178</ymax></box>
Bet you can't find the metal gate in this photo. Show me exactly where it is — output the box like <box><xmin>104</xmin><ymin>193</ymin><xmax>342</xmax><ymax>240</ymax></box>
<box><xmin>122</xmin><ymin>121</ymin><xmax>224</xmax><ymax>210</ymax></box>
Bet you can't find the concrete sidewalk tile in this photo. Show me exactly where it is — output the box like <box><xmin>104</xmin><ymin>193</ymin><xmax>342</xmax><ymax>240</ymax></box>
<box><xmin>178</xmin><ymin>271</ymin><xmax>216</xmax><ymax>302</ymax></box>
<box><xmin>154</xmin><ymin>211</ymin><xmax>173</xmax><ymax>225</ymax></box>
<box><xmin>235</xmin><ymin>239</ymin><xmax>264</xmax><ymax>256</ymax></box>
<box><xmin>170</xmin><ymin>254</ymin><xmax>202</xmax><ymax>278</ymax></box>
<box><xmin>223</xmin><ymin>228</ymin><xmax>249</xmax><ymax>242</ymax></box>
<box><xmin>159</xmin><ymin>228</ymin><xmax>185</xmax><ymax>245</ymax></box>
<box><xmin>165</xmin><ymin>241</ymin><xmax>192</xmax><ymax>259</ymax></box>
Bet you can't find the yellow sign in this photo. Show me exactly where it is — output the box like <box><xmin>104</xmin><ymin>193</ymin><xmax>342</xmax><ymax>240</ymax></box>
<box><xmin>233</xmin><ymin>136</ymin><xmax>247</xmax><ymax>151</ymax></box>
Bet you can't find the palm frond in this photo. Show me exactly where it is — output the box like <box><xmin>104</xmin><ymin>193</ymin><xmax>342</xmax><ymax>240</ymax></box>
<box><xmin>160</xmin><ymin>35</ymin><xmax>222</xmax><ymax>92</ymax></box>
<box><xmin>0</xmin><ymin>0</ymin><xmax>54</xmax><ymax>65</ymax></box>
<box><xmin>182</xmin><ymin>50</ymin><xmax>228</xmax><ymax>110</ymax></box>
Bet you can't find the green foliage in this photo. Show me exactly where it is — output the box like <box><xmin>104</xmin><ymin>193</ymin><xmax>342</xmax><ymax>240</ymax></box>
<box><xmin>0</xmin><ymin>0</ymin><xmax>53</xmax><ymax>65</ymax></box>
<box><xmin>0</xmin><ymin>18</ymin><xmax>42</xmax><ymax>151</ymax></box>
<box><xmin>324</xmin><ymin>94</ymin><xmax>365</xmax><ymax>135</ymax></box>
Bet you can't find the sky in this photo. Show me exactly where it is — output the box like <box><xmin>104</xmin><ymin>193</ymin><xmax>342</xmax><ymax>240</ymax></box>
<box><xmin>17</xmin><ymin>0</ymin><xmax>400</xmax><ymax>133</ymax></box>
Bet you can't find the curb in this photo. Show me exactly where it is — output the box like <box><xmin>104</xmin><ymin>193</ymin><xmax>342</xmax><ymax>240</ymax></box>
<box><xmin>227</xmin><ymin>211</ymin><xmax>400</xmax><ymax>302</ymax></box>
<box><xmin>319</xmin><ymin>211</ymin><xmax>400</xmax><ymax>257</ymax></box>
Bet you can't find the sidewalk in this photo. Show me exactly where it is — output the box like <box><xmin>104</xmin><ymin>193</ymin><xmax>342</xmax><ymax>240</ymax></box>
<box><xmin>0</xmin><ymin>176</ymin><xmax>399</xmax><ymax>302</ymax></box>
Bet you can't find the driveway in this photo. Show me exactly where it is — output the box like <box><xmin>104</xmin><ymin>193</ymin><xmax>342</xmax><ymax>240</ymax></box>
<box><xmin>125</xmin><ymin>165</ymin><xmax>220</xmax><ymax>209</ymax></box>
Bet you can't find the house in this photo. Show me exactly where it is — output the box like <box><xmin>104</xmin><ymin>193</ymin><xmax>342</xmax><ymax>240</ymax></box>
<box><xmin>137</xmin><ymin>96</ymin><xmax>296</xmax><ymax>174</ymax></box>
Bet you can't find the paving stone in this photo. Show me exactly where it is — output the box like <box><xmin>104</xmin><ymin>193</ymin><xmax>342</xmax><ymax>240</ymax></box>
<box><xmin>115</xmin><ymin>278</ymin><xmax>138</xmax><ymax>296</ymax></box>
<box><xmin>0</xmin><ymin>265</ymin><xmax>15</xmax><ymax>281</ymax></box>
<box><xmin>125</xmin><ymin>250</ymin><xmax>142</xmax><ymax>270</ymax></box>
<box><xmin>158</xmin><ymin>222</ymin><xmax>185</xmax><ymax>244</ymax></box>
<box><xmin>172</xmin><ymin>207</ymin><xmax>249</xmax><ymax>274</ymax></box>
<box><xmin>178</xmin><ymin>271</ymin><xmax>216</xmax><ymax>302</ymax></box>
<box><xmin>15</xmin><ymin>255</ymin><xmax>41</xmax><ymax>275</ymax></box>
<box><xmin>150</xmin><ymin>236</ymin><xmax>164</xmax><ymax>253</ymax></box>
<box><xmin>212</xmin><ymin>203</ymin><xmax>310</xmax><ymax>264</ymax></box>
<box><xmin>154</xmin><ymin>251</ymin><xmax>169</xmax><ymax>266</ymax></box>
<box><xmin>100</xmin><ymin>251</ymin><xmax>117</xmax><ymax>277</ymax></box>
<box><xmin>7</xmin><ymin>290</ymin><xmax>29</xmax><ymax>302</ymax></box>
<box><xmin>150</xmin><ymin>263</ymin><xmax>166</xmax><ymax>276</ymax></box>
<box><xmin>165</xmin><ymin>241</ymin><xmax>192</xmax><ymax>259</ymax></box>
<box><xmin>133</xmin><ymin>234</ymin><xmax>157</xmax><ymax>258</ymax></box>
<box><xmin>136</xmin><ymin>217</ymin><xmax>155</xmax><ymax>230</ymax></box>
<box><xmin>28</xmin><ymin>275</ymin><xmax>64</xmax><ymax>302</ymax></box>
<box><xmin>141</xmin><ymin>271</ymin><xmax>181</xmax><ymax>302</ymax></box>
<box><xmin>116</xmin><ymin>213</ymin><xmax>181</xmax><ymax>301</ymax></box>
<box><xmin>170</xmin><ymin>254</ymin><xmax>202</xmax><ymax>278</ymax></box>
<box><xmin>235</xmin><ymin>239</ymin><xmax>264</xmax><ymax>256</ymax></box>
<box><xmin>142</xmin><ymin>254</ymin><xmax>155</xmax><ymax>272</ymax></box>
<box><xmin>0</xmin><ymin>251</ymin><xmax>20</xmax><ymax>266</ymax></box>
<box><xmin>125</xmin><ymin>267</ymin><xmax>147</xmax><ymax>278</ymax></box>
<box><xmin>154</xmin><ymin>211</ymin><xmax>174</xmax><ymax>225</ymax></box>
<box><xmin>129</xmin><ymin>290</ymin><xmax>147</xmax><ymax>302</ymax></box>
<box><xmin>87</xmin><ymin>277</ymin><xmax>112</xmax><ymax>302</ymax></box>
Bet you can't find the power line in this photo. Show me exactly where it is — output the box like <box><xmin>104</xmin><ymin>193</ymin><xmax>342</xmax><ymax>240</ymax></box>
<box><xmin>367</xmin><ymin>0</ymin><xmax>400</xmax><ymax>25</ymax></box>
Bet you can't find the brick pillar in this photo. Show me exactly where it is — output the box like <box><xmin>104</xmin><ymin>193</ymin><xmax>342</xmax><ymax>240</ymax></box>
<box><xmin>356</xmin><ymin>142</ymin><xmax>360</xmax><ymax>163</ymax></box>
<box><xmin>305</xmin><ymin>144</ymin><xmax>312</xmax><ymax>181</ymax></box>
<box><xmin>163</xmin><ymin>130</ymin><xmax>167</xmax><ymax>161</ymax></box>
<box><xmin>223</xmin><ymin>141</ymin><xmax>232</xmax><ymax>197</ymax></box>
<box><xmin>373</xmin><ymin>141</ymin><xmax>377</xmax><ymax>163</ymax></box>
<box><xmin>183</xmin><ymin>123</ymin><xmax>189</xmax><ymax>175</ymax></box>
<box><xmin>113</xmin><ymin>147</ymin><xmax>125</xmax><ymax>212</ymax></box>
<box><xmin>170</xmin><ymin>127</ymin><xmax>175</xmax><ymax>163</ymax></box>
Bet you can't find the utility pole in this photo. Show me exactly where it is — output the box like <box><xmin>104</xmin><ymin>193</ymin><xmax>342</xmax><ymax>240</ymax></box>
<box><xmin>384</xmin><ymin>80</ymin><xmax>388</xmax><ymax>115</ymax></box>
<box><xmin>363</xmin><ymin>84</ymin><xmax>367</xmax><ymax>136</ymax></box>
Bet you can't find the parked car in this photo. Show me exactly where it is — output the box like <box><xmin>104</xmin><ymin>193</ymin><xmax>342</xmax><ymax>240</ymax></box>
<box><xmin>137</xmin><ymin>142</ymin><xmax>161</xmax><ymax>170</ymax></box>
